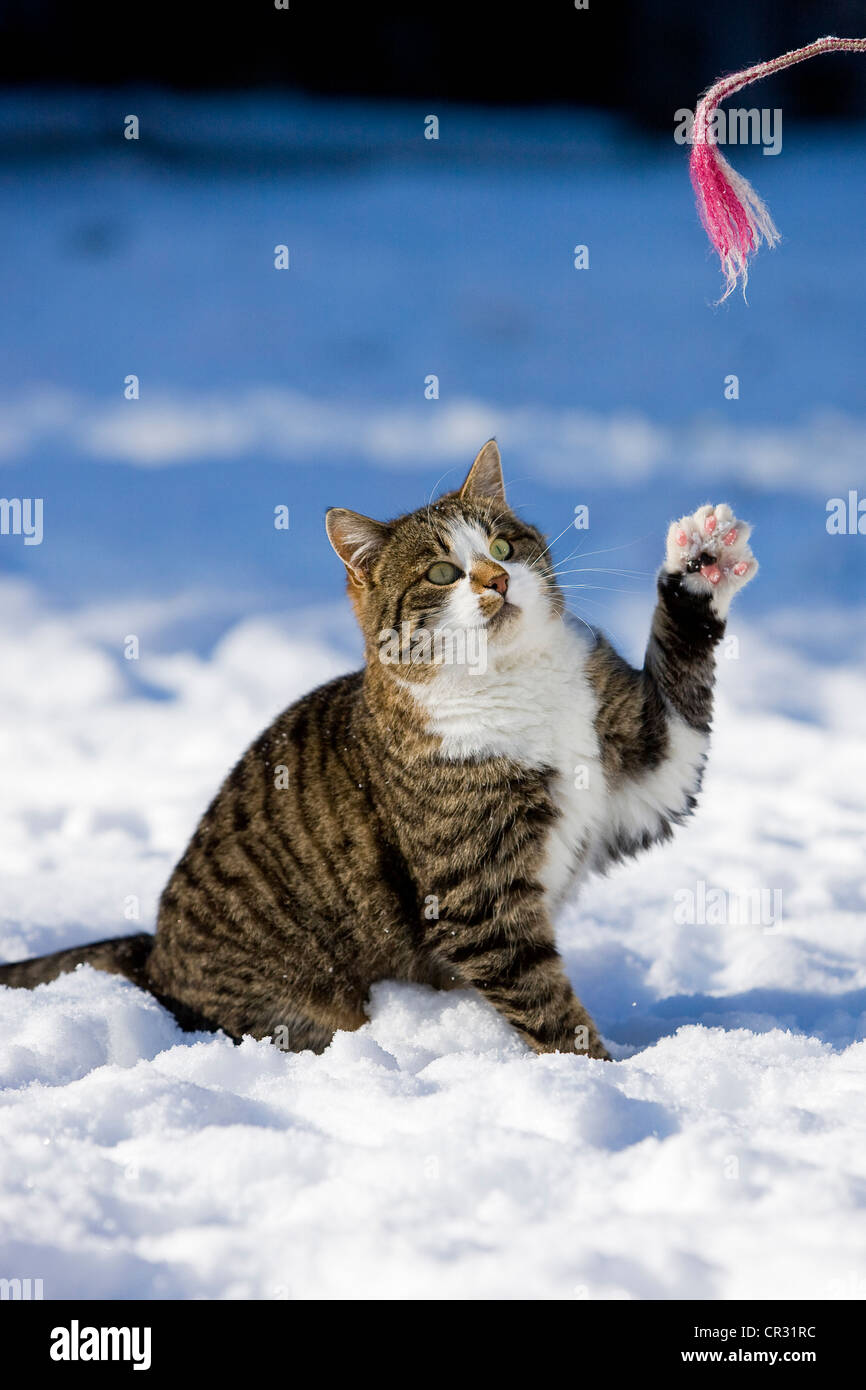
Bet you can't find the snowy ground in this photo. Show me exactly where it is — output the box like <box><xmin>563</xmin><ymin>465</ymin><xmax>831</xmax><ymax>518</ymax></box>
<box><xmin>0</xmin><ymin>92</ymin><xmax>864</xmax><ymax>1300</ymax></box>
<box><xmin>1</xmin><ymin>581</ymin><xmax>864</xmax><ymax>1301</ymax></box>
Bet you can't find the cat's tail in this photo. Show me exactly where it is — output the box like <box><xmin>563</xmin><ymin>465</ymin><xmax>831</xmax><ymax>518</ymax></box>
<box><xmin>0</xmin><ymin>934</ymin><xmax>154</xmax><ymax>991</ymax></box>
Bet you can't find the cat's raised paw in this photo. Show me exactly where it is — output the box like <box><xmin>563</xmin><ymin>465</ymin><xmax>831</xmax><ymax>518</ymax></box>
<box><xmin>665</xmin><ymin>503</ymin><xmax>757</xmax><ymax>617</ymax></box>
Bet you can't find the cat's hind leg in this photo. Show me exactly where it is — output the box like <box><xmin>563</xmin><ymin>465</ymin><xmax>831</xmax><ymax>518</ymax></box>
<box><xmin>146</xmin><ymin>941</ymin><xmax>369</xmax><ymax>1050</ymax></box>
<box><xmin>263</xmin><ymin>1007</ymin><xmax>344</xmax><ymax>1055</ymax></box>
<box><xmin>259</xmin><ymin>996</ymin><xmax>369</xmax><ymax>1055</ymax></box>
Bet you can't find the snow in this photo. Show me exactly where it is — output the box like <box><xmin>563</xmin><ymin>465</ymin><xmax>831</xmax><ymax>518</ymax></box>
<box><xmin>0</xmin><ymin>91</ymin><xmax>864</xmax><ymax>1301</ymax></box>
<box><xmin>1</xmin><ymin>583</ymin><xmax>865</xmax><ymax>1301</ymax></box>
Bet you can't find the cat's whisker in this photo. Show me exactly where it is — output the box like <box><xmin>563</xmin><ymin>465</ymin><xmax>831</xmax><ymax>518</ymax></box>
<box><xmin>562</xmin><ymin>596</ymin><xmax>613</xmax><ymax>613</ymax></box>
<box><xmin>486</xmin><ymin>473</ymin><xmax>538</xmax><ymax>505</ymax></box>
<box><xmin>560</xmin><ymin>607</ymin><xmax>599</xmax><ymax>642</ymax></box>
<box><xmin>527</xmin><ymin>515</ymin><xmax>590</xmax><ymax>571</ymax></box>
<box><xmin>560</xmin><ymin>600</ymin><xmax>632</xmax><ymax>651</ymax></box>
<box><xmin>556</xmin><ymin>583</ymin><xmax>646</xmax><ymax>595</ymax></box>
<box><xmin>426</xmin><ymin>467</ymin><xmax>462</xmax><ymax>516</ymax></box>
<box><xmin>560</xmin><ymin>596</ymin><xmax>632</xmax><ymax>645</ymax></box>
<box><xmin>545</xmin><ymin>532</ymin><xmax>656</xmax><ymax>579</ymax></box>
<box><xmin>559</xmin><ymin>531</ymin><xmax>656</xmax><ymax>565</ymax></box>
<box><xmin>527</xmin><ymin>553</ymin><xmax>552</xmax><ymax>575</ymax></box>
<box><xmin>552</xmin><ymin>566</ymin><xmax>653</xmax><ymax>579</ymax></box>
<box><xmin>543</xmin><ymin>518</ymin><xmax>582</xmax><ymax>552</ymax></box>
<box><xmin>486</xmin><ymin>505</ymin><xmax>518</xmax><ymax>534</ymax></box>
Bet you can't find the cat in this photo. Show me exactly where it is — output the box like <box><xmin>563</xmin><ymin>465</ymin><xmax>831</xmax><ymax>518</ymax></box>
<box><xmin>0</xmin><ymin>441</ymin><xmax>757</xmax><ymax>1060</ymax></box>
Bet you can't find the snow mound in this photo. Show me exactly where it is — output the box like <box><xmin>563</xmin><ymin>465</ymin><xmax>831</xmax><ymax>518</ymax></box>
<box><xmin>1</xmin><ymin>588</ymin><xmax>865</xmax><ymax>1300</ymax></box>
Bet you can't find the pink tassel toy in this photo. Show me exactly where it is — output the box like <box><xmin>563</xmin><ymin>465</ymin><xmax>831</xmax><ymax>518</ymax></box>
<box><xmin>690</xmin><ymin>35</ymin><xmax>866</xmax><ymax>300</ymax></box>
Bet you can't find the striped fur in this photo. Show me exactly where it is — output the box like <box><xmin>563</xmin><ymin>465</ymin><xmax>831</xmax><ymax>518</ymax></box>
<box><xmin>0</xmin><ymin>446</ymin><xmax>757</xmax><ymax>1063</ymax></box>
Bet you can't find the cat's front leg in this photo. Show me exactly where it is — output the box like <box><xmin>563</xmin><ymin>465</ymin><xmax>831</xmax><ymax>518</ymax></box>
<box><xmin>587</xmin><ymin>503</ymin><xmax>757</xmax><ymax>870</ymax></box>
<box><xmin>650</xmin><ymin>501</ymin><xmax>758</xmax><ymax>727</ymax></box>
<box><xmin>426</xmin><ymin>904</ymin><xmax>610</xmax><ymax>1060</ymax></box>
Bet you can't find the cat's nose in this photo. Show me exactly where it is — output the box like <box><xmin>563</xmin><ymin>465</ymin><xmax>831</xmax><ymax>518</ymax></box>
<box><xmin>484</xmin><ymin>571</ymin><xmax>508</xmax><ymax>596</ymax></box>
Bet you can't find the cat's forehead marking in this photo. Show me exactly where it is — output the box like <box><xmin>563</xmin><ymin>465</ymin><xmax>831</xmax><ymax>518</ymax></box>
<box><xmin>445</xmin><ymin>518</ymin><xmax>492</xmax><ymax>568</ymax></box>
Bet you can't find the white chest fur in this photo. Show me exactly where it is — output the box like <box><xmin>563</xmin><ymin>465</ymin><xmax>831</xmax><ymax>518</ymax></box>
<box><xmin>406</xmin><ymin>619</ymin><xmax>610</xmax><ymax>910</ymax></box>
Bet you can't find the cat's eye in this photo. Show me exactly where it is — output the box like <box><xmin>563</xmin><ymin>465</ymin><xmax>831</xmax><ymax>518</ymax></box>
<box><xmin>427</xmin><ymin>561</ymin><xmax>461</xmax><ymax>585</ymax></box>
<box><xmin>490</xmin><ymin>538</ymin><xmax>513</xmax><ymax>561</ymax></box>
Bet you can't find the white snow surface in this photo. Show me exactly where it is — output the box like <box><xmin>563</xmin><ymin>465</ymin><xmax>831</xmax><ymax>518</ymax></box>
<box><xmin>1</xmin><ymin>579</ymin><xmax>865</xmax><ymax>1301</ymax></box>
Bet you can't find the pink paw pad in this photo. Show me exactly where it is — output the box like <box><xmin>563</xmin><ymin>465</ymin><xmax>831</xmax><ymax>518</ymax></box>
<box><xmin>704</xmin><ymin>515</ymin><xmax>717</xmax><ymax>533</ymax></box>
<box><xmin>733</xmin><ymin>561</ymin><xmax>749</xmax><ymax>576</ymax></box>
<box><xmin>701</xmin><ymin>564</ymin><xmax>721</xmax><ymax>584</ymax></box>
<box><xmin>676</xmin><ymin>530</ymin><xmax>688</xmax><ymax>546</ymax></box>
<box><xmin>722</xmin><ymin>528</ymin><xmax>738</xmax><ymax>546</ymax></box>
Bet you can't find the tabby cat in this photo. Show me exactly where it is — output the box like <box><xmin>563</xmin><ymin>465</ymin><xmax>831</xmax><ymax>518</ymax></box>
<box><xmin>0</xmin><ymin>442</ymin><xmax>757</xmax><ymax>1060</ymax></box>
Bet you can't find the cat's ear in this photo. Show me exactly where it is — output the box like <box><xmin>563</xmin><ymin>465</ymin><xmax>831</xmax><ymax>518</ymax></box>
<box><xmin>459</xmin><ymin>439</ymin><xmax>505</xmax><ymax>504</ymax></box>
<box><xmin>325</xmin><ymin>508</ymin><xmax>389</xmax><ymax>585</ymax></box>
